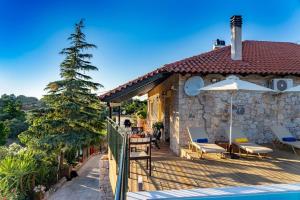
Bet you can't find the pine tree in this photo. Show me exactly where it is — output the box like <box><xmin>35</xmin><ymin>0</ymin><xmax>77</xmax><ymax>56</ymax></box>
<box><xmin>20</xmin><ymin>20</ymin><xmax>104</xmax><ymax>151</ymax></box>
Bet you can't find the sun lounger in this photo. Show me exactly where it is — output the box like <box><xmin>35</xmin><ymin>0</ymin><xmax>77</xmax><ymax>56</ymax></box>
<box><xmin>187</xmin><ymin>127</ymin><xmax>226</xmax><ymax>158</ymax></box>
<box><xmin>226</xmin><ymin>127</ymin><xmax>273</xmax><ymax>158</ymax></box>
<box><xmin>270</xmin><ymin>125</ymin><xmax>300</xmax><ymax>155</ymax></box>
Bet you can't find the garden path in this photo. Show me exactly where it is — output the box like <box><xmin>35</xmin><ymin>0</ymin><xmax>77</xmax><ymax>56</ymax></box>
<box><xmin>49</xmin><ymin>154</ymin><xmax>102</xmax><ymax>200</ymax></box>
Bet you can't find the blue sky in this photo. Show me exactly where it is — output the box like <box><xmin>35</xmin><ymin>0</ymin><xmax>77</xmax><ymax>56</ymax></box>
<box><xmin>1</xmin><ymin>0</ymin><xmax>300</xmax><ymax>98</ymax></box>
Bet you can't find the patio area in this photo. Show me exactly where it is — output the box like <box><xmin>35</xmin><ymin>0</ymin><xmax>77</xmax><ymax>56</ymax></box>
<box><xmin>128</xmin><ymin>143</ymin><xmax>300</xmax><ymax>192</ymax></box>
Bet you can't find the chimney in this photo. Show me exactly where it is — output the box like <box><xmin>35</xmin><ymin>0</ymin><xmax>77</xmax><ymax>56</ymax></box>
<box><xmin>230</xmin><ymin>15</ymin><xmax>242</xmax><ymax>60</ymax></box>
<box><xmin>213</xmin><ymin>39</ymin><xmax>226</xmax><ymax>50</ymax></box>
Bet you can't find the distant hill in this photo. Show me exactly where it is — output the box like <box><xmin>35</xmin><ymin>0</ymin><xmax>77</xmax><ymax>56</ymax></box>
<box><xmin>16</xmin><ymin>95</ymin><xmax>44</xmax><ymax>111</ymax></box>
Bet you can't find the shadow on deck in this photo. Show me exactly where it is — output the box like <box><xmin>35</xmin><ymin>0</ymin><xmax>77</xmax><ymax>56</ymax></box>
<box><xmin>129</xmin><ymin>143</ymin><xmax>300</xmax><ymax>192</ymax></box>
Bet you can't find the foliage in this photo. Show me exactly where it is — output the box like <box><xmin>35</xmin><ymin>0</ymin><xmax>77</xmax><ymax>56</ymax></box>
<box><xmin>64</xmin><ymin>147</ymin><xmax>78</xmax><ymax>165</ymax></box>
<box><xmin>121</xmin><ymin>99</ymin><xmax>147</xmax><ymax>116</ymax></box>
<box><xmin>4</xmin><ymin>118</ymin><xmax>28</xmax><ymax>139</ymax></box>
<box><xmin>0</xmin><ymin>94</ymin><xmax>25</xmax><ymax>121</ymax></box>
<box><xmin>19</xmin><ymin>19</ymin><xmax>105</xmax><ymax>164</ymax></box>
<box><xmin>0</xmin><ymin>94</ymin><xmax>36</xmax><ymax>142</ymax></box>
<box><xmin>0</xmin><ymin>146</ymin><xmax>8</xmax><ymax>160</ymax></box>
<box><xmin>0</xmin><ymin>121</ymin><xmax>9</xmax><ymax>145</ymax></box>
<box><xmin>16</xmin><ymin>95</ymin><xmax>44</xmax><ymax>111</ymax></box>
<box><xmin>136</xmin><ymin>108</ymin><xmax>147</xmax><ymax>119</ymax></box>
<box><xmin>152</xmin><ymin>121</ymin><xmax>164</xmax><ymax>130</ymax></box>
<box><xmin>0</xmin><ymin>20</ymin><xmax>105</xmax><ymax>199</ymax></box>
<box><xmin>0</xmin><ymin>144</ymin><xmax>58</xmax><ymax>199</ymax></box>
<box><xmin>0</xmin><ymin>150</ymin><xmax>36</xmax><ymax>199</ymax></box>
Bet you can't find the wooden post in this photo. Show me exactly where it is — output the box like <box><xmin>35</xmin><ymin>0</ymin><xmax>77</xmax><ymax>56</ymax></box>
<box><xmin>108</xmin><ymin>103</ymin><xmax>112</xmax><ymax>119</ymax></box>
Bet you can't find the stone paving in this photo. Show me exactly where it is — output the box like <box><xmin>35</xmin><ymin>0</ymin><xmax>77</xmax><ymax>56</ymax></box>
<box><xmin>49</xmin><ymin>154</ymin><xmax>103</xmax><ymax>200</ymax></box>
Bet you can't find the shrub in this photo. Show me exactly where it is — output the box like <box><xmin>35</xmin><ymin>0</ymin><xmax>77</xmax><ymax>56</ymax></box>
<box><xmin>0</xmin><ymin>121</ymin><xmax>9</xmax><ymax>145</ymax></box>
<box><xmin>0</xmin><ymin>147</ymin><xmax>58</xmax><ymax>199</ymax></box>
<box><xmin>5</xmin><ymin>118</ymin><xmax>28</xmax><ymax>139</ymax></box>
<box><xmin>136</xmin><ymin>110</ymin><xmax>147</xmax><ymax>119</ymax></box>
<box><xmin>64</xmin><ymin>147</ymin><xmax>78</xmax><ymax>165</ymax></box>
<box><xmin>152</xmin><ymin>122</ymin><xmax>164</xmax><ymax>130</ymax></box>
<box><xmin>0</xmin><ymin>152</ymin><xmax>36</xmax><ymax>199</ymax></box>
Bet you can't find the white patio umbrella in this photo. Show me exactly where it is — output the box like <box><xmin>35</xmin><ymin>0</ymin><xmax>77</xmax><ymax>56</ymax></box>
<box><xmin>200</xmin><ymin>75</ymin><xmax>274</xmax><ymax>149</ymax></box>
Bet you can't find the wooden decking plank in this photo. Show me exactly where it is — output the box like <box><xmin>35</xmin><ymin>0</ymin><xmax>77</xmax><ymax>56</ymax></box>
<box><xmin>128</xmin><ymin>143</ymin><xmax>300</xmax><ymax>192</ymax></box>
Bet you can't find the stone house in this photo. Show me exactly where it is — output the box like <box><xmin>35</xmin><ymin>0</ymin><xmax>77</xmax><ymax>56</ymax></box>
<box><xmin>100</xmin><ymin>16</ymin><xmax>300</xmax><ymax>155</ymax></box>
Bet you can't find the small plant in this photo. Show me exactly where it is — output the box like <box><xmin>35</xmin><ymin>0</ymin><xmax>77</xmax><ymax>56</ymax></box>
<box><xmin>33</xmin><ymin>185</ymin><xmax>46</xmax><ymax>200</ymax></box>
<box><xmin>152</xmin><ymin>122</ymin><xmax>164</xmax><ymax>131</ymax></box>
<box><xmin>33</xmin><ymin>185</ymin><xmax>46</xmax><ymax>193</ymax></box>
<box><xmin>136</xmin><ymin>109</ymin><xmax>147</xmax><ymax>119</ymax></box>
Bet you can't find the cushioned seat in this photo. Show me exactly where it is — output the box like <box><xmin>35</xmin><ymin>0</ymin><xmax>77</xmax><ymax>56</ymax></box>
<box><xmin>271</xmin><ymin>125</ymin><xmax>300</xmax><ymax>154</ymax></box>
<box><xmin>187</xmin><ymin>127</ymin><xmax>226</xmax><ymax>159</ymax></box>
<box><xmin>130</xmin><ymin>151</ymin><xmax>149</xmax><ymax>158</ymax></box>
<box><xmin>236</xmin><ymin>142</ymin><xmax>273</xmax><ymax>154</ymax></box>
<box><xmin>226</xmin><ymin>126</ymin><xmax>273</xmax><ymax>158</ymax></box>
<box><xmin>194</xmin><ymin>143</ymin><xmax>226</xmax><ymax>153</ymax></box>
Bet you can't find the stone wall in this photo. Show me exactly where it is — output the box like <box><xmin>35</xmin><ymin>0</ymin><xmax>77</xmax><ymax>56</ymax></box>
<box><xmin>177</xmin><ymin>74</ymin><xmax>300</xmax><ymax>151</ymax></box>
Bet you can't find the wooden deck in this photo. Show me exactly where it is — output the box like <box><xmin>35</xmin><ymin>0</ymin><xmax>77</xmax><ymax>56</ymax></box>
<box><xmin>128</xmin><ymin>143</ymin><xmax>300</xmax><ymax>192</ymax></box>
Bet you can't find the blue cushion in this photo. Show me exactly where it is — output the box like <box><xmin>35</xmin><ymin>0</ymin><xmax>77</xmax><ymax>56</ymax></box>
<box><xmin>194</xmin><ymin>138</ymin><xmax>208</xmax><ymax>143</ymax></box>
<box><xmin>282</xmin><ymin>137</ymin><xmax>297</xmax><ymax>142</ymax></box>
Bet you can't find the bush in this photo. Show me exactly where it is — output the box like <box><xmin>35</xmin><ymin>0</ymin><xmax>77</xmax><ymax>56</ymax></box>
<box><xmin>136</xmin><ymin>109</ymin><xmax>147</xmax><ymax>119</ymax></box>
<box><xmin>0</xmin><ymin>147</ymin><xmax>58</xmax><ymax>199</ymax></box>
<box><xmin>0</xmin><ymin>121</ymin><xmax>9</xmax><ymax>145</ymax></box>
<box><xmin>0</xmin><ymin>146</ymin><xmax>8</xmax><ymax>159</ymax></box>
<box><xmin>64</xmin><ymin>147</ymin><xmax>78</xmax><ymax>165</ymax></box>
<box><xmin>152</xmin><ymin>122</ymin><xmax>164</xmax><ymax>130</ymax></box>
<box><xmin>0</xmin><ymin>152</ymin><xmax>36</xmax><ymax>199</ymax></box>
<box><xmin>5</xmin><ymin>118</ymin><xmax>28</xmax><ymax>139</ymax></box>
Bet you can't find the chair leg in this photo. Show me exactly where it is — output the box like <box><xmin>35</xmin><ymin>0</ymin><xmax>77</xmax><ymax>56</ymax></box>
<box><xmin>149</xmin><ymin>158</ymin><xmax>151</xmax><ymax>176</ymax></box>
<box><xmin>146</xmin><ymin>159</ymin><xmax>149</xmax><ymax>170</ymax></box>
<box><xmin>292</xmin><ymin>146</ymin><xmax>298</xmax><ymax>155</ymax></box>
<box><xmin>258</xmin><ymin>153</ymin><xmax>263</xmax><ymax>159</ymax></box>
<box><xmin>200</xmin><ymin>151</ymin><xmax>204</xmax><ymax>159</ymax></box>
<box><xmin>128</xmin><ymin>160</ymin><xmax>131</xmax><ymax>178</ymax></box>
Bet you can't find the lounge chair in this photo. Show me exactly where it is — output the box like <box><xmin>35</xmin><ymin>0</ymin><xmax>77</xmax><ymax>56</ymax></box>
<box><xmin>187</xmin><ymin>127</ymin><xmax>226</xmax><ymax>158</ymax></box>
<box><xmin>226</xmin><ymin>127</ymin><xmax>273</xmax><ymax>158</ymax></box>
<box><xmin>270</xmin><ymin>125</ymin><xmax>300</xmax><ymax>155</ymax></box>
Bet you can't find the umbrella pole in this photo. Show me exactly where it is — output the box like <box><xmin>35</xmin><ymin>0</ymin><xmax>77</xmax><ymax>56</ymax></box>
<box><xmin>229</xmin><ymin>93</ymin><xmax>233</xmax><ymax>154</ymax></box>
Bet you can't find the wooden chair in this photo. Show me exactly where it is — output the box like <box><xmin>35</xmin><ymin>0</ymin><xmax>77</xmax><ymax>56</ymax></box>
<box><xmin>128</xmin><ymin>137</ymin><xmax>152</xmax><ymax>177</ymax></box>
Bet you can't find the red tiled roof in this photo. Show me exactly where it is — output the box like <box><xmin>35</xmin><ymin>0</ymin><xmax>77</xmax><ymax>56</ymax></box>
<box><xmin>100</xmin><ymin>40</ymin><xmax>300</xmax><ymax>100</ymax></box>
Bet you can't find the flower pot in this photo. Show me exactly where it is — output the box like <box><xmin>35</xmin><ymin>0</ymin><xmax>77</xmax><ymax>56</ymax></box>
<box><xmin>34</xmin><ymin>192</ymin><xmax>44</xmax><ymax>200</ymax></box>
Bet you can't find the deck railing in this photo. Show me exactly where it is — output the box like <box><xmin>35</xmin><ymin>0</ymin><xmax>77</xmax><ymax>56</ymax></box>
<box><xmin>107</xmin><ymin>117</ymin><xmax>129</xmax><ymax>200</ymax></box>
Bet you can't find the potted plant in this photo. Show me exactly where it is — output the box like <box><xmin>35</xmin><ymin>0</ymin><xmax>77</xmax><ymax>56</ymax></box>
<box><xmin>152</xmin><ymin>122</ymin><xmax>164</xmax><ymax>131</ymax></box>
<box><xmin>152</xmin><ymin>122</ymin><xmax>164</xmax><ymax>142</ymax></box>
<box><xmin>136</xmin><ymin>109</ymin><xmax>147</xmax><ymax>129</ymax></box>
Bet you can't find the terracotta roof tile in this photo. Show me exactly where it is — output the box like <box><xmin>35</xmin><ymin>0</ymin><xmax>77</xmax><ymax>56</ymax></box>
<box><xmin>99</xmin><ymin>40</ymin><xmax>300</xmax><ymax>100</ymax></box>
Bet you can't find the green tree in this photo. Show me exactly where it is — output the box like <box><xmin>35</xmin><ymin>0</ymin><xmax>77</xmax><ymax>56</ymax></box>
<box><xmin>121</xmin><ymin>99</ymin><xmax>147</xmax><ymax>115</ymax></box>
<box><xmin>0</xmin><ymin>122</ymin><xmax>9</xmax><ymax>145</ymax></box>
<box><xmin>19</xmin><ymin>20</ymin><xmax>104</xmax><ymax>157</ymax></box>
<box><xmin>0</xmin><ymin>94</ymin><xmax>25</xmax><ymax>121</ymax></box>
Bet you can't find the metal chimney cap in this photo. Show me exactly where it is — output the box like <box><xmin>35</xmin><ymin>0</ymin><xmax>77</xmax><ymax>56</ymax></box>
<box><xmin>230</xmin><ymin>15</ymin><xmax>242</xmax><ymax>27</ymax></box>
<box><xmin>215</xmin><ymin>39</ymin><xmax>225</xmax><ymax>46</ymax></box>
